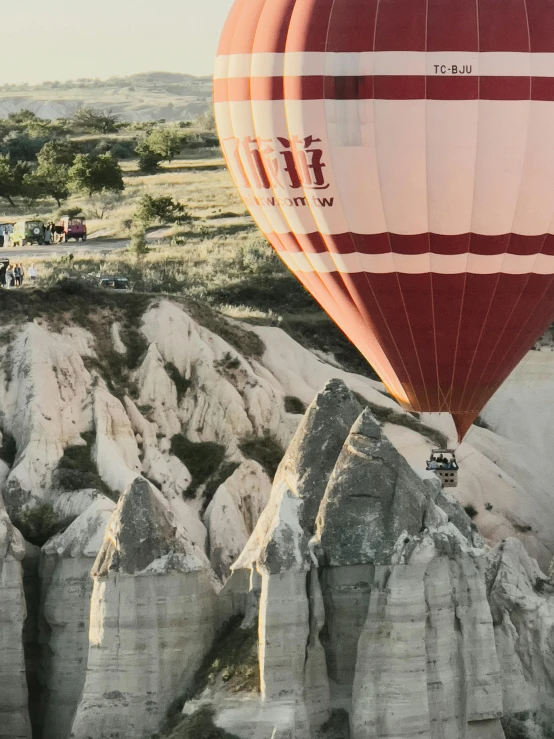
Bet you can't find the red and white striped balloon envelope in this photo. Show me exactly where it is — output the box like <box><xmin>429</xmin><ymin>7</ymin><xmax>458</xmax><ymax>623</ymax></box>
<box><xmin>214</xmin><ymin>0</ymin><xmax>554</xmax><ymax>441</ymax></box>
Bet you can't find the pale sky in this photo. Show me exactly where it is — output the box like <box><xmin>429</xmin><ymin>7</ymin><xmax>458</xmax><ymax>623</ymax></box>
<box><xmin>3</xmin><ymin>0</ymin><xmax>235</xmax><ymax>85</ymax></box>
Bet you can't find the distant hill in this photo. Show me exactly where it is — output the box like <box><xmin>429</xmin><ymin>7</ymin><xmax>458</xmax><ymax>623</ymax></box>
<box><xmin>0</xmin><ymin>72</ymin><xmax>213</xmax><ymax>122</ymax></box>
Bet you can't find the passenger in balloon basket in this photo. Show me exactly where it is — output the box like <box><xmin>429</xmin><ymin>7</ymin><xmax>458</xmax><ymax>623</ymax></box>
<box><xmin>426</xmin><ymin>451</ymin><xmax>458</xmax><ymax>471</ymax></box>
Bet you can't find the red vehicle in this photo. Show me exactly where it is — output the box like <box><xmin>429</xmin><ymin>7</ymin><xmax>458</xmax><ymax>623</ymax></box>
<box><xmin>54</xmin><ymin>216</ymin><xmax>87</xmax><ymax>243</ymax></box>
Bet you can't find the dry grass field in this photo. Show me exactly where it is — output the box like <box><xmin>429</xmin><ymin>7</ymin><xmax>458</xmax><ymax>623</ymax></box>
<box><xmin>0</xmin><ymin>149</ymin><xmax>243</xmax><ymax>238</ymax></box>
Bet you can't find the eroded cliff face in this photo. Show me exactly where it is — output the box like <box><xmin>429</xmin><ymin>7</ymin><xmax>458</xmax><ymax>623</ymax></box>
<box><xmin>40</xmin><ymin>496</ymin><xmax>115</xmax><ymax>739</ymax></box>
<box><xmin>0</xmin><ymin>497</ymin><xmax>30</xmax><ymax>739</ymax></box>
<box><xmin>69</xmin><ymin>478</ymin><xmax>220</xmax><ymax>739</ymax></box>
<box><xmin>225</xmin><ymin>382</ymin><xmax>554</xmax><ymax>739</ymax></box>
<box><xmin>0</xmin><ymin>296</ymin><xmax>553</xmax><ymax>739</ymax></box>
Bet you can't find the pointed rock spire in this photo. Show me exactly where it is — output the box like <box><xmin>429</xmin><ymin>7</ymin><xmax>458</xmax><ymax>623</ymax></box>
<box><xmin>92</xmin><ymin>477</ymin><xmax>207</xmax><ymax>577</ymax></box>
<box><xmin>234</xmin><ymin>379</ymin><xmax>362</xmax><ymax>574</ymax></box>
<box><xmin>316</xmin><ymin>408</ymin><xmax>429</xmax><ymax>566</ymax></box>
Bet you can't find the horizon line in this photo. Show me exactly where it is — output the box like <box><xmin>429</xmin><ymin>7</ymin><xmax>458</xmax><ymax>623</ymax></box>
<box><xmin>0</xmin><ymin>70</ymin><xmax>214</xmax><ymax>90</ymax></box>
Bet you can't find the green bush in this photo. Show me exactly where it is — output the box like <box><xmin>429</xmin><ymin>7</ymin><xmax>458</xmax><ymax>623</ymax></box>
<box><xmin>157</xmin><ymin>706</ymin><xmax>241</xmax><ymax>739</ymax></box>
<box><xmin>238</xmin><ymin>433</ymin><xmax>284</xmax><ymax>480</ymax></box>
<box><xmin>0</xmin><ymin>432</ymin><xmax>17</xmax><ymax>465</ymax></box>
<box><xmin>135</xmin><ymin>194</ymin><xmax>191</xmax><ymax>228</ymax></box>
<box><xmin>319</xmin><ymin>709</ymin><xmax>351</xmax><ymax>739</ymax></box>
<box><xmin>55</xmin><ymin>432</ymin><xmax>115</xmax><ymax>499</ymax></box>
<box><xmin>463</xmin><ymin>504</ymin><xmax>478</xmax><ymax>519</ymax></box>
<box><xmin>170</xmin><ymin>435</ymin><xmax>226</xmax><ymax>494</ymax></box>
<box><xmin>11</xmin><ymin>503</ymin><xmax>75</xmax><ymax>547</ymax></box>
<box><xmin>186</xmin><ymin>616</ymin><xmax>259</xmax><ymax>700</ymax></box>
<box><xmin>284</xmin><ymin>396</ymin><xmax>307</xmax><ymax>415</ymax></box>
<box><xmin>353</xmin><ymin>396</ymin><xmax>449</xmax><ymax>448</ymax></box>
<box><xmin>128</xmin><ymin>226</ymin><xmax>149</xmax><ymax>256</ymax></box>
<box><xmin>138</xmin><ymin>148</ymin><xmax>163</xmax><ymax>173</ymax></box>
<box><xmin>164</xmin><ymin>363</ymin><xmax>191</xmax><ymax>402</ymax></box>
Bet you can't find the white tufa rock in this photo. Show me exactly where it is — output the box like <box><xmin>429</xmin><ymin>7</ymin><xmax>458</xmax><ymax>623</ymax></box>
<box><xmin>0</xmin><ymin>498</ymin><xmax>30</xmax><ymax>738</ymax></box>
<box><xmin>204</xmin><ymin>460</ymin><xmax>272</xmax><ymax>579</ymax></box>
<box><xmin>0</xmin><ymin>322</ymin><xmax>93</xmax><ymax>512</ymax></box>
<box><xmin>110</xmin><ymin>323</ymin><xmax>127</xmax><ymax>355</ymax></box>
<box><xmin>40</xmin><ymin>497</ymin><xmax>117</xmax><ymax>739</ymax></box>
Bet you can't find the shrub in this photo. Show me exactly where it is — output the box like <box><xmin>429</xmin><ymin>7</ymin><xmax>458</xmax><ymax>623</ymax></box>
<box><xmin>284</xmin><ymin>396</ymin><xmax>307</xmax><ymax>415</ymax></box>
<box><xmin>474</xmin><ymin>416</ymin><xmax>492</xmax><ymax>430</ymax></box>
<box><xmin>511</xmin><ymin>522</ymin><xmax>533</xmax><ymax>533</ymax></box>
<box><xmin>0</xmin><ymin>432</ymin><xmax>17</xmax><ymax>465</ymax></box>
<box><xmin>501</xmin><ymin>713</ymin><xmax>540</xmax><ymax>739</ymax></box>
<box><xmin>213</xmin><ymin>351</ymin><xmax>241</xmax><ymax>374</ymax></box>
<box><xmin>135</xmin><ymin>194</ymin><xmax>191</xmax><ymax>227</ymax></box>
<box><xmin>55</xmin><ymin>432</ymin><xmax>115</xmax><ymax>499</ymax></box>
<box><xmin>463</xmin><ymin>503</ymin><xmax>478</xmax><ymax>519</ymax></box>
<box><xmin>202</xmin><ymin>462</ymin><xmax>240</xmax><ymax>511</ymax></box>
<box><xmin>353</xmin><ymin>396</ymin><xmax>449</xmax><ymax>448</ymax></box>
<box><xmin>185</xmin><ymin>616</ymin><xmax>259</xmax><ymax>700</ymax></box>
<box><xmin>156</xmin><ymin>706</ymin><xmax>241</xmax><ymax>739</ymax></box>
<box><xmin>170</xmin><ymin>435</ymin><xmax>226</xmax><ymax>494</ymax></box>
<box><xmin>11</xmin><ymin>503</ymin><xmax>75</xmax><ymax>547</ymax></box>
<box><xmin>320</xmin><ymin>709</ymin><xmax>351</xmax><ymax>739</ymax></box>
<box><xmin>128</xmin><ymin>226</ymin><xmax>149</xmax><ymax>256</ymax></box>
<box><xmin>137</xmin><ymin>148</ymin><xmax>162</xmax><ymax>173</ymax></box>
<box><xmin>164</xmin><ymin>363</ymin><xmax>191</xmax><ymax>402</ymax></box>
<box><xmin>238</xmin><ymin>433</ymin><xmax>284</xmax><ymax>480</ymax></box>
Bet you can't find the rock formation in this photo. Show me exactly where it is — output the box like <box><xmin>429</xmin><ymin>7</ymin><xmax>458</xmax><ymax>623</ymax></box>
<box><xmin>0</xmin><ymin>297</ymin><xmax>553</xmax><ymax>739</ymax></box>
<box><xmin>225</xmin><ymin>380</ymin><xmax>554</xmax><ymax>739</ymax></box>
<box><xmin>0</xmin><ymin>497</ymin><xmax>30</xmax><ymax>739</ymax></box>
<box><xmin>204</xmin><ymin>460</ymin><xmax>272</xmax><ymax>579</ymax></box>
<box><xmin>69</xmin><ymin>477</ymin><xmax>219</xmax><ymax>739</ymax></box>
<box><xmin>39</xmin><ymin>496</ymin><xmax>116</xmax><ymax>739</ymax></box>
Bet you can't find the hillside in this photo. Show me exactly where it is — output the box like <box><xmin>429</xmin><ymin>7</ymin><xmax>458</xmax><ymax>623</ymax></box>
<box><xmin>0</xmin><ymin>72</ymin><xmax>213</xmax><ymax>122</ymax></box>
<box><xmin>0</xmin><ymin>286</ymin><xmax>553</xmax><ymax>738</ymax></box>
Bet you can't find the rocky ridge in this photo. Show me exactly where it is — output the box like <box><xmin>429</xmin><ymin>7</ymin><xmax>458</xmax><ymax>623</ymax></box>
<box><xmin>0</xmin><ymin>73</ymin><xmax>212</xmax><ymax>122</ymax></box>
<box><xmin>224</xmin><ymin>382</ymin><xmax>554</xmax><ymax>739</ymax></box>
<box><xmin>0</xmin><ymin>293</ymin><xmax>553</xmax><ymax>738</ymax></box>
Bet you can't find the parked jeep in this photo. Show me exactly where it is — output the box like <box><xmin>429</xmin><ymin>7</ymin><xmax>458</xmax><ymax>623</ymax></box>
<box><xmin>12</xmin><ymin>220</ymin><xmax>44</xmax><ymax>247</ymax></box>
<box><xmin>54</xmin><ymin>216</ymin><xmax>87</xmax><ymax>243</ymax></box>
<box><xmin>99</xmin><ymin>276</ymin><xmax>129</xmax><ymax>291</ymax></box>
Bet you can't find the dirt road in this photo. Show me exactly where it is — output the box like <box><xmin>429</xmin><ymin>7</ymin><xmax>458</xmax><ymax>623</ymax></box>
<box><xmin>0</xmin><ymin>216</ymin><xmax>253</xmax><ymax>260</ymax></box>
<box><xmin>0</xmin><ymin>238</ymin><xmax>128</xmax><ymax>259</ymax></box>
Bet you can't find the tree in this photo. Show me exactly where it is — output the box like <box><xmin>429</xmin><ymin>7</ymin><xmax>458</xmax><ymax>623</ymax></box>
<box><xmin>147</xmin><ymin>127</ymin><xmax>182</xmax><ymax>160</ymax></box>
<box><xmin>195</xmin><ymin>110</ymin><xmax>216</xmax><ymax>134</ymax></box>
<box><xmin>0</xmin><ymin>155</ymin><xmax>27</xmax><ymax>206</ymax></box>
<box><xmin>3</xmin><ymin>131</ymin><xmax>47</xmax><ymax>162</ymax></box>
<box><xmin>135</xmin><ymin>127</ymin><xmax>182</xmax><ymax>172</ymax></box>
<box><xmin>71</xmin><ymin>107</ymin><xmax>121</xmax><ymax>134</ymax></box>
<box><xmin>135</xmin><ymin>194</ymin><xmax>191</xmax><ymax>227</ymax></box>
<box><xmin>7</xmin><ymin>109</ymin><xmax>39</xmax><ymax>126</ymax></box>
<box><xmin>136</xmin><ymin>146</ymin><xmax>163</xmax><ymax>174</ymax></box>
<box><xmin>128</xmin><ymin>225</ymin><xmax>149</xmax><ymax>256</ymax></box>
<box><xmin>21</xmin><ymin>172</ymin><xmax>43</xmax><ymax>209</ymax></box>
<box><xmin>69</xmin><ymin>153</ymin><xmax>124</xmax><ymax>197</ymax></box>
<box><xmin>37</xmin><ymin>139</ymin><xmax>77</xmax><ymax>168</ymax></box>
<box><xmin>35</xmin><ymin>141</ymin><xmax>74</xmax><ymax>206</ymax></box>
<box><xmin>36</xmin><ymin>161</ymin><xmax>69</xmax><ymax>206</ymax></box>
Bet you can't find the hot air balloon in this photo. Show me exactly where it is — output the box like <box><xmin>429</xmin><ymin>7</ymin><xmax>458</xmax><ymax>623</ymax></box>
<box><xmin>214</xmin><ymin>0</ymin><xmax>554</xmax><ymax>442</ymax></box>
